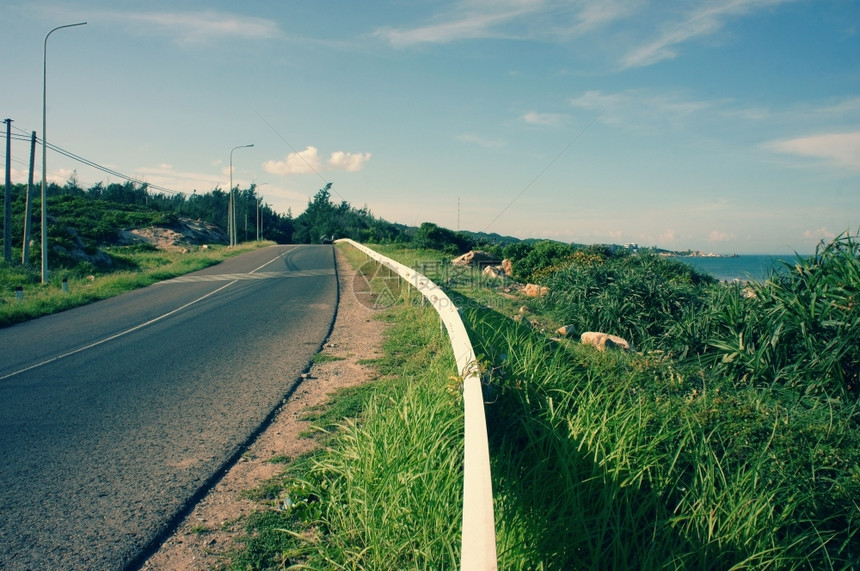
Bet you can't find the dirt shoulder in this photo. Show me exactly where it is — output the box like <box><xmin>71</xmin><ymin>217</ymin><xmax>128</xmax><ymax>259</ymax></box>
<box><xmin>141</xmin><ymin>245</ymin><xmax>386</xmax><ymax>570</ymax></box>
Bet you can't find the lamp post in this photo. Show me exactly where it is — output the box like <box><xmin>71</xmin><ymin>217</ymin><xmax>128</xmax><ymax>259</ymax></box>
<box><xmin>229</xmin><ymin>144</ymin><xmax>253</xmax><ymax>247</ymax></box>
<box><xmin>42</xmin><ymin>21</ymin><xmax>86</xmax><ymax>283</ymax></box>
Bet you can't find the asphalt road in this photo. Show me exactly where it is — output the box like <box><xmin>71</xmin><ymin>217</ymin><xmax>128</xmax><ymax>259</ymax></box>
<box><xmin>0</xmin><ymin>244</ymin><xmax>338</xmax><ymax>570</ymax></box>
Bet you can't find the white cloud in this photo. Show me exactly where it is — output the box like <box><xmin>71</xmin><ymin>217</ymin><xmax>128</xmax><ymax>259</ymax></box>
<box><xmin>263</xmin><ymin>147</ymin><xmax>372</xmax><ymax>175</ymax></box>
<box><xmin>374</xmin><ymin>0</ymin><xmax>638</xmax><ymax>47</ymax></box>
<box><xmin>803</xmin><ymin>227</ymin><xmax>836</xmax><ymax>240</ymax></box>
<box><xmin>263</xmin><ymin>146</ymin><xmax>322</xmax><ymax>175</ymax></box>
<box><xmin>568</xmin><ymin>89</ymin><xmax>714</xmax><ymax>128</ymax></box>
<box><xmin>764</xmin><ymin>131</ymin><xmax>860</xmax><ymax>170</ymax></box>
<box><xmin>374</xmin><ymin>4</ymin><xmax>531</xmax><ymax>47</ymax></box>
<box><xmin>95</xmin><ymin>9</ymin><xmax>280</xmax><ymax>45</ymax></box>
<box><xmin>622</xmin><ymin>0</ymin><xmax>798</xmax><ymax>68</ymax></box>
<box><xmin>708</xmin><ymin>230</ymin><xmax>734</xmax><ymax>242</ymax></box>
<box><xmin>573</xmin><ymin>1</ymin><xmax>642</xmax><ymax>33</ymax></box>
<box><xmin>328</xmin><ymin>151</ymin><xmax>372</xmax><ymax>172</ymax></box>
<box><xmin>522</xmin><ymin>111</ymin><xmax>566</xmax><ymax>127</ymax></box>
<box><xmin>658</xmin><ymin>229</ymin><xmax>676</xmax><ymax>243</ymax></box>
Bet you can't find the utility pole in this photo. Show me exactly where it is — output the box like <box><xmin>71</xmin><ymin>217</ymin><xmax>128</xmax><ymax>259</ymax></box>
<box><xmin>3</xmin><ymin>118</ymin><xmax>12</xmax><ymax>263</ymax></box>
<box><xmin>22</xmin><ymin>131</ymin><xmax>36</xmax><ymax>265</ymax></box>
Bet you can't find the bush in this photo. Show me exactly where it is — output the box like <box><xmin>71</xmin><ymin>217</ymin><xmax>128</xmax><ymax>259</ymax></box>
<box><xmin>703</xmin><ymin>232</ymin><xmax>860</xmax><ymax>396</ymax></box>
<box><xmin>540</xmin><ymin>251</ymin><xmax>716</xmax><ymax>352</ymax></box>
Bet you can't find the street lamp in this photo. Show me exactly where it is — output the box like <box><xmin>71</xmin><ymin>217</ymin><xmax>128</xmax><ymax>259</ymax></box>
<box><xmin>228</xmin><ymin>144</ymin><xmax>253</xmax><ymax>247</ymax></box>
<box><xmin>41</xmin><ymin>21</ymin><xmax>86</xmax><ymax>283</ymax></box>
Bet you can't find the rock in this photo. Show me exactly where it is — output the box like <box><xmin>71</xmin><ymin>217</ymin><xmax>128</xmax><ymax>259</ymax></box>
<box><xmin>482</xmin><ymin>265</ymin><xmax>506</xmax><ymax>279</ymax></box>
<box><xmin>580</xmin><ymin>331</ymin><xmax>630</xmax><ymax>352</ymax></box>
<box><xmin>556</xmin><ymin>325</ymin><xmax>576</xmax><ymax>337</ymax></box>
<box><xmin>451</xmin><ymin>250</ymin><xmax>501</xmax><ymax>267</ymax></box>
<box><xmin>523</xmin><ymin>283</ymin><xmax>549</xmax><ymax>297</ymax></box>
<box><xmin>502</xmin><ymin>259</ymin><xmax>513</xmax><ymax>276</ymax></box>
<box><xmin>118</xmin><ymin>217</ymin><xmax>228</xmax><ymax>250</ymax></box>
<box><xmin>519</xmin><ymin>306</ymin><xmax>529</xmax><ymax>314</ymax></box>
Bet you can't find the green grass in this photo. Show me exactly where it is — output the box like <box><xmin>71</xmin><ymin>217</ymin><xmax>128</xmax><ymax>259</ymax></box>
<box><xmin>226</xmin><ymin>236</ymin><xmax>860</xmax><ymax>568</ymax></box>
<box><xmin>0</xmin><ymin>242</ymin><xmax>269</xmax><ymax>327</ymax></box>
<box><xmin>226</xmin><ymin>271</ymin><xmax>465</xmax><ymax>569</ymax></box>
<box><xmin>311</xmin><ymin>352</ymin><xmax>346</xmax><ymax>364</ymax></box>
<box><xmin>454</xmin><ymin>300</ymin><xmax>859</xmax><ymax>568</ymax></box>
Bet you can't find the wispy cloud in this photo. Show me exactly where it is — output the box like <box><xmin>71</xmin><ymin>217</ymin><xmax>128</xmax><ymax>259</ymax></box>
<box><xmin>373</xmin><ymin>0</ymin><xmax>638</xmax><ymax>47</ymax></box>
<box><xmin>372</xmin><ymin>0</ymin><xmax>796</xmax><ymax>71</ymax></box>
<box><xmin>622</xmin><ymin>0</ymin><xmax>798</xmax><ymax>68</ymax></box>
<box><xmin>522</xmin><ymin>110</ymin><xmax>566</xmax><ymax>127</ymax></box>
<box><xmin>568</xmin><ymin>89</ymin><xmax>714</xmax><ymax>128</ymax></box>
<box><xmin>457</xmin><ymin>133</ymin><xmax>506</xmax><ymax>148</ymax></box>
<box><xmin>374</xmin><ymin>2</ymin><xmax>533</xmax><ymax>47</ymax></box>
<box><xmin>764</xmin><ymin>131</ymin><xmax>860</xmax><ymax>170</ymax></box>
<box><xmin>95</xmin><ymin>9</ymin><xmax>280</xmax><ymax>45</ymax></box>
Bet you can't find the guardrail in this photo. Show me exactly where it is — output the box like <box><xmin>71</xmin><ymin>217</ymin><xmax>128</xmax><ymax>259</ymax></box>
<box><xmin>336</xmin><ymin>239</ymin><xmax>497</xmax><ymax>571</ymax></box>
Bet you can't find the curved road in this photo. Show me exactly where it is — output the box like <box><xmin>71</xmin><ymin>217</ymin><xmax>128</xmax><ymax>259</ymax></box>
<box><xmin>0</xmin><ymin>245</ymin><xmax>338</xmax><ymax>570</ymax></box>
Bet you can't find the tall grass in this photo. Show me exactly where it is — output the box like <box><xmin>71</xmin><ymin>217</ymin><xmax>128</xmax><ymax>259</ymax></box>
<box><xmin>703</xmin><ymin>232</ymin><xmax>860</xmax><ymax>396</ymax></box>
<box><xmin>228</xmin><ymin>236</ymin><xmax>859</xmax><ymax>568</ymax></box>
<box><xmin>230</xmin><ymin>295</ymin><xmax>466</xmax><ymax>569</ymax></box>
<box><xmin>462</xmin><ymin>307</ymin><xmax>860</xmax><ymax>568</ymax></box>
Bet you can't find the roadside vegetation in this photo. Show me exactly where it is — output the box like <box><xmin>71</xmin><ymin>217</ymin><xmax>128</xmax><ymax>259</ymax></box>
<box><xmin>228</xmin><ymin>233</ymin><xmax>858</xmax><ymax>569</ymax></box>
<box><xmin>3</xmin><ymin>172</ymin><xmax>857</xmax><ymax>566</ymax></box>
<box><xmin>225</xmin><ymin>244</ymin><xmax>464</xmax><ymax>569</ymax></box>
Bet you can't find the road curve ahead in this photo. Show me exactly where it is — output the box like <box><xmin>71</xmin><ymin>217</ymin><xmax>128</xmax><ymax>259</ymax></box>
<box><xmin>0</xmin><ymin>245</ymin><xmax>337</xmax><ymax>570</ymax></box>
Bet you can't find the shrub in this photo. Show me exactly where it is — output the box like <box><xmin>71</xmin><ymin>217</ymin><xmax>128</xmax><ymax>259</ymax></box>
<box><xmin>704</xmin><ymin>232</ymin><xmax>860</xmax><ymax>396</ymax></box>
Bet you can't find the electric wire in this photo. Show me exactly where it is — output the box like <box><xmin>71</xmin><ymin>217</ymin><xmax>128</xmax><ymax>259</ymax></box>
<box><xmin>481</xmin><ymin>110</ymin><xmax>603</xmax><ymax>233</ymax></box>
<box><xmin>1</xmin><ymin>129</ymin><xmax>186</xmax><ymax>195</ymax></box>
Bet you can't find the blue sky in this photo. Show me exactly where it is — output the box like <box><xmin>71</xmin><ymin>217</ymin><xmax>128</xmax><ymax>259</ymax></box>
<box><xmin>2</xmin><ymin>0</ymin><xmax>858</xmax><ymax>254</ymax></box>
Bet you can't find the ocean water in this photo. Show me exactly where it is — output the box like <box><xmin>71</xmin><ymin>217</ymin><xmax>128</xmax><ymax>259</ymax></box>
<box><xmin>669</xmin><ymin>254</ymin><xmax>797</xmax><ymax>282</ymax></box>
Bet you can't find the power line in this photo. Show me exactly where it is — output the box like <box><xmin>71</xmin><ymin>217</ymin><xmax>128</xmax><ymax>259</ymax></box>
<box><xmin>481</xmin><ymin>111</ymin><xmax>603</xmax><ymax>233</ymax></box>
<box><xmin>1</xmin><ymin>130</ymin><xmax>187</xmax><ymax>195</ymax></box>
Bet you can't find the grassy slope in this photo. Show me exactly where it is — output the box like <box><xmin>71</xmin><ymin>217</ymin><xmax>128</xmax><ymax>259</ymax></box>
<box><xmin>238</xmin><ymin>240</ymin><xmax>857</xmax><ymax>569</ymax></box>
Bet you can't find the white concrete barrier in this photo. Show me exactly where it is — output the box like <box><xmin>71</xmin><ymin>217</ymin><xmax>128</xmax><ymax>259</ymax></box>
<box><xmin>336</xmin><ymin>239</ymin><xmax>497</xmax><ymax>570</ymax></box>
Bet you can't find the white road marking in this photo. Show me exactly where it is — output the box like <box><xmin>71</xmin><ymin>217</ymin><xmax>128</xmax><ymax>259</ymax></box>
<box><xmin>0</xmin><ymin>248</ymin><xmax>326</xmax><ymax>381</ymax></box>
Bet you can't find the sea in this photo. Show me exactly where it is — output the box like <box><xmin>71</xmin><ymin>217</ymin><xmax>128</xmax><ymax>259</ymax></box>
<box><xmin>668</xmin><ymin>254</ymin><xmax>799</xmax><ymax>283</ymax></box>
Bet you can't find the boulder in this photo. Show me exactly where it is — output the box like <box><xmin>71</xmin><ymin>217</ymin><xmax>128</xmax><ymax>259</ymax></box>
<box><xmin>523</xmin><ymin>283</ymin><xmax>549</xmax><ymax>297</ymax></box>
<box><xmin>451</xmin><ymin>250</ymin><xmax>501</xmax><ymax>267</ymax></box>
<box><xmin>556</xmin><ymin>325</ymin><xmax>576</xmax><ymax>337</ymax></box>
<box><xmin>502</xmin><ymin>259</ymin><xmax>513</xmax><ymax>276</ymax></box>
<box><xmin>580</xmin><ymin>331</ymin><xmax>630</xmax><ymax>352</ymax></box>
<box><xmin>482</xmin><ymin>265</ymin><xmax>506</xmax><ymax>279</ymax></box>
